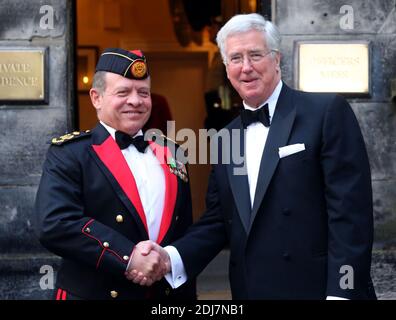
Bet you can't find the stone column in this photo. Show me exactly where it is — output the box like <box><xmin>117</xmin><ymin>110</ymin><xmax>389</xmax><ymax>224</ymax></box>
<box><xmin>0</xmin><ymin>0</ymin><xmax>74</xmax><ymax>299</ymax></box>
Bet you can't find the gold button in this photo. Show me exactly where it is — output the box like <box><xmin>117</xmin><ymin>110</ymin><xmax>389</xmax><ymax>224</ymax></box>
<box><xmin>110</xmin><ymin>290</ymin><xmax>118</xmax><ymax>298</ymax></box>
<box><xmin>165</xmin><ymin>288</ymin><xmax>170</xmax><ymax>296</ymax></box>
<box><xmin>84</xmin><ymin>227</ymin><xmax>91</xmax><ymax>233</ymax></box>
<box><xmin>123</xmin><ymin>255</ymin><xmax>129</xmax><ymax>261</ymax></box>
<box><xmin>103</xmin><ymin>242</ymin><xmax>110</xmax><ymax>248</ymax></box>
<box><xmin>116</xmin><ymin>215</ymin><xmax>124</xmax><ymax>223</ymax></box>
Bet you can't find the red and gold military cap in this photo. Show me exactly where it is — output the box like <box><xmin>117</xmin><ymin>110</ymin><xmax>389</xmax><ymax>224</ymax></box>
<box><xmin>95</xmin><ymin>48</ymin><xmax>149</xmax><ymax>80</ymax></box>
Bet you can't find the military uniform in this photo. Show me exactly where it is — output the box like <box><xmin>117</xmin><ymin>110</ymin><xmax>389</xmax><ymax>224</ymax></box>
<box><xmin>35</xmin><ymin>123</ymin><xmax>196</xmax><ymax>300</ymax></box>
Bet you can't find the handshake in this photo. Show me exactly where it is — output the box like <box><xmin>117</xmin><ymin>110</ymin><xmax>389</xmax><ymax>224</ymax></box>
<box><xmin>124</xmin><ymin>240</ymin><xmax>170</xmax><ymax>286</ymax></box>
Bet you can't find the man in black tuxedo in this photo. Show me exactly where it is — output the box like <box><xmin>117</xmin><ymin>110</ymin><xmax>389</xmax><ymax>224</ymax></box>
<box><xmin>35</xmin><ymin>48</ymin><xmax>196</xmax><ymax>300</ymax></box>
<box><xmin>132</xmin><ymin>13</ymin><xmax>376</xmax><ymax>300</ymax></box>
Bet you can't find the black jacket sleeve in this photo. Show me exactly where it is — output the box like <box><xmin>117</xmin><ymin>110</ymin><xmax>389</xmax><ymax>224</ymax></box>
<box><xmin>321</xmin><ymin>95</ymin><xmax>374</xmax><ymax>299</ymax></box>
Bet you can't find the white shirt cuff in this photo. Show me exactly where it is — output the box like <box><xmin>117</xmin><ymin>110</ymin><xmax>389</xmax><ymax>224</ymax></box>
<box><xmin>326</xmin><ymin>296</ymin><xmax>349</xmax><ymax>300</ymax></box>
<box><xmin>164</xmin><ymin>245</ymin><xmax>187</xmax><ymax>289</ymax></box>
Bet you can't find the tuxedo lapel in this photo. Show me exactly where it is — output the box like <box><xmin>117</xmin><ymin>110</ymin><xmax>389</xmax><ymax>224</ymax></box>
<box><xmin>225</xmin><ymin>122</ymin><xmax>251</xmax><ymax>234</ymax></box>
<box><xmin>149</xmin><ymin>141</ymin><xmax>178</xmax><ymax>244</ymax></box>
<box><xmin>88</xmin><ymin>124</ymin><xmax>148</xmax><ymax>238</ymax></box>
<box><xmin>249</xmin><ymin>85</ymin><xmax>296</xmax><ymax>231</ymax></box>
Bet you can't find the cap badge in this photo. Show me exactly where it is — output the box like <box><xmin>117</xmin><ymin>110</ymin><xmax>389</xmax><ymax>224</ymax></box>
<box><xmin>131</xmin><ymin>60</ymin><xmax>147</xmax><ymax>79</ymax></box>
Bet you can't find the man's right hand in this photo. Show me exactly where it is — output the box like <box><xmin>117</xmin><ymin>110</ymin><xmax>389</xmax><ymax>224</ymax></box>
<box><xmin>125</xmin><ymin>240</ymin><xmax>170</xmax><ymax>286</ymax></box>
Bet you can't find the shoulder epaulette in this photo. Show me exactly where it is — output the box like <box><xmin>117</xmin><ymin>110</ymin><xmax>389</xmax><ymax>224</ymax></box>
<box><xmin>51</xmin><ymin>130</ymin><xmax>91</xmax><ymax>145</ymax></box>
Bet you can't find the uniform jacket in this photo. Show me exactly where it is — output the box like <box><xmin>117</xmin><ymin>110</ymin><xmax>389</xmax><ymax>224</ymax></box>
<box><xmin>35</xmin><ymin>123</ymin><xmax>196</xmax><ymax>300</ymax></box>
<box><xmin>173</xmin><ymin>84</ymin><xmax>376</xmax><ymax>300</ymax></box>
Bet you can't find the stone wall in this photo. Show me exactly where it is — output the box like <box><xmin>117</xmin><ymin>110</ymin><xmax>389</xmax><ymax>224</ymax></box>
<box><xmin>0</xmin><ymin>0</ymin><xmax>73</xmax><ymax>299</ymax></box>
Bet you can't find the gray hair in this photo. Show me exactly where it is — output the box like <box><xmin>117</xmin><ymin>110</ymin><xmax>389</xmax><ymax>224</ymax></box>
<box><xmin>92</xmin><ymin>71</ymin><xmax>107</xmax><ymax>94</ymax></box>
<box><xmin>216</xmin><ymin>13</ymin><xmax>281</xmax><ymax>64</ymax></box>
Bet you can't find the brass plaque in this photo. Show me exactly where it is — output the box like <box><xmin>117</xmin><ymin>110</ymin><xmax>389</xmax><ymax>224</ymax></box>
<box><xmin>296</xmin><ymin>42</ymin><xmax>370</xmax><ymax>94</ymax></box>
<box><xmin>0</xmin><ymin>49</ymin><xmax>47</xmax><ymax>102</ymax></box>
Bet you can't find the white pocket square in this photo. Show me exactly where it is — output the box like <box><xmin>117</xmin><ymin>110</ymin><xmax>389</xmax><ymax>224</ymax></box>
<box><xmin>278</xmin><ymin>143</ymin><xmax>305</xmax><ymax>159</ymax></box>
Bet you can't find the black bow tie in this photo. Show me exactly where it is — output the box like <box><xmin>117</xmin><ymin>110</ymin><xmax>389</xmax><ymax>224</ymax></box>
<box><xmin>240</xmin><ymin>104</ymin><xmax>270</xmax><ymax>128</ymax></box>
<box><xmin>115</xmin><ymin>131</ymin><xmax>148</xmax><ymax>153</ymax></box>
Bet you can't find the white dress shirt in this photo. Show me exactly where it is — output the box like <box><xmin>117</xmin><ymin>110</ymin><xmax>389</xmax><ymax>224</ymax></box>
<box><xmin>244</xmin><ymin>81</ymin><xmax>282</xmax><ymax>207</ymax></box>
<box><xmin>100</xmin><ymin>121</ymin><xmax>165</xmax><ymax>242</ymax></box>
